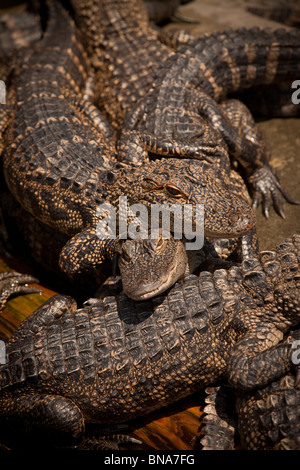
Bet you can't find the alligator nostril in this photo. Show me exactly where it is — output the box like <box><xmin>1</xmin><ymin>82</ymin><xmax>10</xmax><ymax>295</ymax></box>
<box><xmin>230</xmin><ymin>213</ymin><xmax>240</xmax><ymax>224</ymax></box>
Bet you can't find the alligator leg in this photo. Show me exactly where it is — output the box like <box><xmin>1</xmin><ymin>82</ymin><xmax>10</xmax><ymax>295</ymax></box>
<box><xmin>236</xmin><ymin>370</ymin><xmax>300</xmax><ymax>450</ymax></box>
<box><xmin>118</xmin><ymin>125</ymin><xmax>225</xmax><ymax>164</ymax></box>
<box><xmin>0</xmin><ymin>393</ymin><xmax>85</xmax><ymax>448</ymax></box>
<box><xmin>218</xmin><ymin>98</ymin><xmax>299</xmax><ymax>218</ymax></box>
<box><xmin>59</xmin><ymin>227</ymin><xmax>121</xmax><ymax>277</ymax></box>
<box><xmin>0</xmin><ymin>272</ymin><xmax>40</xmax><ymax>312</ymax></box>
<box><xmin>0</xmin><ymin>392</ymin><xmax>141</xmax><ymax>450</ymax></box>
<box><xmin>227</xmin><ymin>328</ymin><xmax>299</xmax><ymax>391</ymax></box>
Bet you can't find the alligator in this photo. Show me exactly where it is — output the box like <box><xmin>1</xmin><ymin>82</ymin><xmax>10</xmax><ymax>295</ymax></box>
<box><xmin>143</xmin><ymin>0</ymin><xmax>196</xmax><ymax>25</ymax></box>
<box><xmin>117</xmin><ymin>26</ymin><xmax>300</xmax><ymax>218</ymax></box>
<box><xmin>236</xmin><ymin>366</ymin><xmax>300</xmax><ymax>450</ymax></box>
<box><xmin>0</xmin><ymin>233</ymin><xmax>299</xmax><ymax>449</ymax></box>
<box><xmin>0</xmin><ymin>271</ymin><xmax>40</xmax><ymax>312</ymax></box>
<box><xmin>199</xmin><ymin>354</ymin><xmax>300</xmax><ymax>451</ymax></box>
<box><xmin>70</xmin><ymin>0</ymin><xmax>300</xmax><ymax>218</ymax></box>
<box><xmin>0</xmin><ymin>1</ymin><xmax>257</xmax><ymax>300</ymax></box>
<box><xmin>1</xmin><ymin>185</ymin><xmax>245</xmax><ymax>302</ymax></box>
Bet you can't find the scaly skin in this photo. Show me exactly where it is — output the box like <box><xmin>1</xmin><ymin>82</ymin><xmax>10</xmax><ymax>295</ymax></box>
<box><xmin>70</xmin><ymin>0</ymin><xmax>171</xmax><ymax>131</ymax></box>
<box><xmin>0</xmin><ymin>272</ymin><xmax>40</xmax><ymax>312</ymax></box>
<box><xmin>70</xmin><ymin>0</ymin><xmax>300</xmax><ymax>217</ymax></box>
<box><xmin>1</xmin><ymin>2</ymin><xmax>256</xmax><ymax>291</ymax></box>
<box><xmin>247</xmin><ymin>5</ymin><xmax>300</xmax><ymax>29</ymax></box>
<box><xmin>0</xmin><ymin>234</ymin><xmax>299</xmax><ymax>448</ymax></box>
<box><xmin>200</xmin><ymin>363</ymin><xmax>300</xmax><ymax>450</ymax></box>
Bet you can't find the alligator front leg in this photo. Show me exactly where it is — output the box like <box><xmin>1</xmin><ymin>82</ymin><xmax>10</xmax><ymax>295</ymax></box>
<box><xmin>227</xmin><ymin>327</ymin><xmax>299</xmax><ymax>391</ymax></box>
<box><xmin>0</xmin><ymin>272</ymin><xmax>40</xmax><ymax>311</ymax></box>
<box><xmin>219</xmin><ymin>99</ymin><xmax>299</xmax><ymax>218</ymax></box>
<box><xmin>194</xmin><ymin>93</ymin><xmax>298</xmax><ymax>218</ymax></box>
<box><xmin>0</xmin><ymin>392</ymin><xmax>141</xmax><ymax>450</ymax></box>
<box><xmin>118</xmin><ymin>128</ymin><xmax>226</xmax><ymax>165</ymax></box>
<box><xmin>59</xmin><ymin>227</ymin><xmax>121</xmax><ymax>277</ymax></box>
<box><xmin>249</xmin><ymin>165</ymin><xmax>299</xmax><ymax>219</ymax></box>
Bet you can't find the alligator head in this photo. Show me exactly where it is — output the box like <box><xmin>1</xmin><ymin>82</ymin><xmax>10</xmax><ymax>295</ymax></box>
<box><xmin>60</xmin><ymin>157</ymin><xmax>256</xmax><ymax>300</ymax></box>
<box><xmin>114</xmin><ymin>157</ymin><xmax>256</xmax><ymax>239</ymax></box>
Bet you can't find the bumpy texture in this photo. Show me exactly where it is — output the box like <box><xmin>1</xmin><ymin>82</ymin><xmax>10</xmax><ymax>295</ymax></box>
<box><xmin>0</xmin><ymin>234</ymin><xmax>299</xmax><ymax>448</ymax></box>
<box><xmin>1</xmin><ymin>1</ymin><xmax>257</xmax><ymax>296</ymax></box>
<box><xmin>0</xmin><ymin>11</ymin><xmax>42</xmax><ymax>59</ymax></box>
<box><xmin>237</xmin><ymin>369</ymin><xmax>300</xmax><ymax>450</ymax></box>
<box><xmin>70</xmin><ymin>0</ymin><xmax>300</xmax><ymax>218</ymax></box>
<box><xmin>0</xmin><ymin>272</ymin><xmax>40</xmax><ymax>312</ymax></box>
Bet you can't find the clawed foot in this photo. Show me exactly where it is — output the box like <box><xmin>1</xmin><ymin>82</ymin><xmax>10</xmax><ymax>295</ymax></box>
<box><xmin>0</xmin><ymin>271</ymin><xmax>41</xmax><ymax>311</ymax></box>
<box><xmin>249</xmin><ymin>164</ymin><xmax>299</xmax><ymax>218</ymax></box>
<box><xmin>75</xmin><ymin>423</ymin><xmax>142</xmax><ymax>450</ymax></box>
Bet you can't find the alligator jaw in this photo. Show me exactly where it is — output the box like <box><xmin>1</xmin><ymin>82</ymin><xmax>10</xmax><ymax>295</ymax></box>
<box><xmin>122</xmin><ymin>240</ymin><xmax>188</xmax><ymax>300</ymax></box>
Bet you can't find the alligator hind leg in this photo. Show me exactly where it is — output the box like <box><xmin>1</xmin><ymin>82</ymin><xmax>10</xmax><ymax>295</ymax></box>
<box><xmin>218</xmin><ymin>98</ymin><xmax>299</xmax><ymax>218</ymax></box>
<box><xmin>0</xmin><ymin>271</ymin><xmax>40</xmax><ymax>311</ymax></box>
<box><xmin>0</xmin><ymin>393</ymin><xmax>85</xmax><ymax>448</ymax></box>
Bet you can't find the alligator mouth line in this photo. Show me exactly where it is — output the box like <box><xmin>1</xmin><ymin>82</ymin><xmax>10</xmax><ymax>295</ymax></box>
<box><xmin>124</xmin><ymin>245</ymin><xmax>188</xmax><ymax>301</ymax></box>
<box><xmin>128</xmin><ymin>272</ymin><xmax>179</xmax><ymax>300</ymax></box>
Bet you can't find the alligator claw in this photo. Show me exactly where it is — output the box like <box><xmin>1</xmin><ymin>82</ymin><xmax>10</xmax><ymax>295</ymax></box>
<box><xmin>250</xmin><ymin>164</ymin><xmax>299</xmax><ymax>218</ymax></box>
<box><xmin>0</xmin><ymin>271</ymin><xmax>41</xmax><ymax>311</ymax></box>
<box><xmin>75</xmin><ymin>426</ymin><xmax>142</xmax><ymax>450</ymax></box>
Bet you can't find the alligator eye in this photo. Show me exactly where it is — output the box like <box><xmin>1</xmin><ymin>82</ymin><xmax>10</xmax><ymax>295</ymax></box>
<box><xmin>141</xmin><ymin>178</ymin><xmax>162</xmax><ymax>191</ymax></box>
<box><xmin>165</xmin><ymin>184</ymin><xmax>182</xmax><ymax>197</ymax></box>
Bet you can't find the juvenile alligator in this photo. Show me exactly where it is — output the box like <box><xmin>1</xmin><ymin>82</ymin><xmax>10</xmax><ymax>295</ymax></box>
<box><xmin>1</xmin><ymin>1</ymin><xmax>256</xmax><ymax>298</ymax></box>
<box><xmin>70</xmin><ymin>0</ymin><xmax>300</xmax><ymax>217</ymax></box>
<box><xmin>200</xmin><ymin>353</ymin><xmax>300</xmax><ymax>450</ymax></box>
<box><xmin>1</xmin><ymin>186</ymin><xmax>243</xmax><ymax>301</ymax></box>
<box><xmin>117</xmin><ymin>26</ymin><xmax>300</xmax><ymax>218</ymax></box>
<box><xmin>0</xmin><ymin>234</ymin><xmax>299</xmax><ymax>448</ymax></box>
